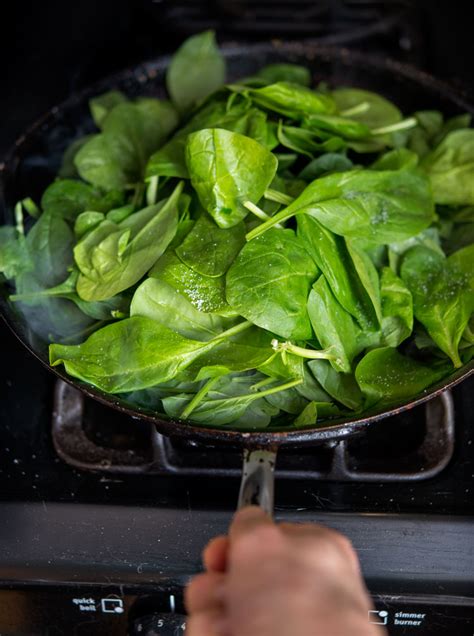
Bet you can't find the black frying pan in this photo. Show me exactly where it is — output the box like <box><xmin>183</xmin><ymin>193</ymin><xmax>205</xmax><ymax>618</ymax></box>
<box><xmin>1</xmin><ymin>41</ymin><xmax>473</xmax><ymax>512</ymax></box>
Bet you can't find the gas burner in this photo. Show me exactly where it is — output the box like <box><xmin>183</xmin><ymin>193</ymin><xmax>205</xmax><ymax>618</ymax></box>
<box><xmin>52</xmin><ymin>380</ymin><xmax>454</xmax><ymax>482</ymax></box>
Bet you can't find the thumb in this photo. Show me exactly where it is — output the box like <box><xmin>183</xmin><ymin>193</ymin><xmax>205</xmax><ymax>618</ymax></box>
<box><xmin>229</xmin><ymin>506</ymin><xmax>273</xmax><ymax>542</ymax></box>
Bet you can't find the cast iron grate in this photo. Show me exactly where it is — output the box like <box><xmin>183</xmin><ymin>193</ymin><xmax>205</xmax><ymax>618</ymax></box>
<box><xmin>52</xmin><ymin>381</ymin><xmax>454</xmax><ymax>482</ymax></box>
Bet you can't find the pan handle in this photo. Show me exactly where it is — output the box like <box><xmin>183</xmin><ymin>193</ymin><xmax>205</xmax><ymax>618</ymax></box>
<box><xmin>237</xmin><ymin>448</ymin><xmax>278</xmax><ymax>516</ymax></box>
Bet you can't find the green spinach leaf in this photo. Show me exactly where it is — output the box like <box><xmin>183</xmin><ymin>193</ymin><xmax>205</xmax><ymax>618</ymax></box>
<box><xmin>226</xmin><ymin>228</ymin><xmax>318</xmax><ymax>339</ymax></box>
<box><xmin>166</xmin><ymin>30</ymin><xmax>226</xmax><ymax>113</ymax></box>
<box><xmin>175</xmin><ymin>213</ymin><xmax>245</xmax><ymax>276</ymax></box>
<box><xmin>400</xmin><ymin>245</ymin><xmax>474</xmax><ymax>367</ymax></box>
<box><xmin>185</xmin><ymin>128</ymin><xmax>278</xmax><ymax>228</ymax></box>
<box><xmin>355</xmin><ymin>347</ymin><xmax>448</xmax><ymax>407</ymax></box>
<box><xmin>75</xmin><ymin>183</ymin><xmax>182</xmax><ymax>301</ymax></box>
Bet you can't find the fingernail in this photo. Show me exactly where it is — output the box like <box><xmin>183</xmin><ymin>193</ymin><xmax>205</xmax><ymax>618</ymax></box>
<box><xmin>234</xmin><ymin>506</ymin><xmax>268</xmax><ymax>522</ymax></box>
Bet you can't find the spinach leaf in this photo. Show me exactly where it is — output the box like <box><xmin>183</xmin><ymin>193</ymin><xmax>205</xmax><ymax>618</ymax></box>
<box><xmin>248</xmin><ymin>168</ymin><xmax>434</xmax><ymax>244</ymax></box>
<box><xmin>49</xmin><ymin>315</ymin><xmax>231</xmax><ymax>392</ymax></box>
<box><xmin>407</xmin><ymin>110</ymin><xmax>443</xmax><ymax>157</ymax></box>
<box><xmin>307</xmin><ymin>276</ymin><xmax>361</xmax><ymax>373</ymax></box>
<box><xmin>332</xmin><ymin>88</ymin><xmax>402</xmax><ymax>130</ymax></box>
<box><xmin>163</xmin><ymin>377</ymin><xmax>299</xmax><ymax>427</ymax></box>
<box><xmin>130</xmin><ymin>277</ymin><xmax>231</xmax><ymax>341</ymax></box>
<box><xmin>185</xmin><ymin>128</ymin><xmax>278</xmax><ymax>228</ymax></box>
<box><xmin>175</xmin><ymin>213</ymin><xmax>245</xmax><ymax>276</ymax></box>
<box><xmin>421</xmin><ymin>129</ymin><xmax>474</xmax><ymax>205</ymax></box>
<box><xmin>355</xmin><ymin>347</ymin><xmax>448</xmax><ymax>407</ymax></box>
<box><xmin>0</xmin><ymin>226</ymin><xmax>32</xmax><ymax>280</ymax></box>
<box><xmin>41</xmin><ymin>179</ymin><xmax>123</xmax><ymax>222</ymax></box>
<box><xmin>189</xmin><ymin>340</ymin><xmax>275</xmax><ymax>380</ymax></box>
<box><xmin>256</xmin><ymin>63</ymin><xmax>311</xmax><ymax>87</ymax></box>
<box><xmin>372</xmin><ymin>148</ymin><xmax>419</xmax><ymax>171</ymax></box>
<box><xmin>400</xmin><ymin>245</ymin><xmax>474</xmax><ymax>367</ymax></box>
<box><xmin>146</xmin><ymin>100</ymin><xmax>277</xmax><ymax>180</ymax></box>
<box><xmin>89</xmin><ymin>90</ymin><xmax>128</xmax><ymax>128</ymax></box>
<box><xmin>277</xmin><ymin>123</ymin><xmax>346</xmax><ymax>157</ymax></box>
<box><xmin>247</xmin><ymin>82</ymin><xmax>336</xmax><ymax>119</ymax></box>
<box><xmin>264</xmin><ymin>386</ymin><xmax>308</xmax><ymax>414</ymax></box>
<box><xmin>76</xmin><ymin>100</ymin><xmax>178</xmax><ymax>190</ymax></box>
<box><xmin>293</xmin><ymin>401</ymin><xmax>341</xmax><ymax>427</ymax></box>
<box><xmin>298</xmin><ymin>153</ymin><xmax>353</xmax><ymax>181</ymax></box>
<box><xmin>58</xmin><ymin>135</ymin><xmax>95</xmax><ymax>178</ymax></box>
<box><xmin>303</xmin><ymin>113</ymin><xmax>371</xmax><ymax>140</ymax></box>
<box><xmin>388</xmin><ymin>227</ymin><xmax>444</xmax><ymax>273</ymax></box>
<box><xmin>297</xmin><ymin>215</ymin><xmax>381</xmax><ymax>329</ymax></box>
<box><xmin>309</xmin><ymin>359</ymin><xmax>363</xmax><ymax>411</ymax></box>
<box><xmin>74</xmin><ymin>212</ymin><xmax>106</xmax><ymax>239</ymax></box>
<box><xmin>226</xmin><ymin>228</ymin><xmax>318</xmax><ymax>339</ymax></box>
<box><xmin>11</xmin><ymin>270</ymin><xmax>129</xmax><ymax>321</ymax></box>
<box><xmin>75</xmin><ymin>183</ymin><xmax>182</xmax><ymax>301</ymax></box>
<box><xmin>379</xmin><ymin>267</ymin><xmax>413</xmax><ymax>347</ymax></box>
<box><xmin>26</xmin><ymin>211</ymin><xmax>75</xmax><ymax>287</ymax></box>
<box><xmin>13</xmin><ymin>274</ymin><xmax>97</xmax><ymax>343</ymax></box>
<box><xmin>167</xmin><ymin>30</ymin><xmax>226</xmax><ymax>113</ymax></box>
<box><xmin>149</xmin><ymin>249</ymin><xmax>233</xmax><ymax>315</ymax></box>
<box><xmin>294</xmin><ymin>365</ymin><xmax>332</xmax><ymax>403</ymax></box>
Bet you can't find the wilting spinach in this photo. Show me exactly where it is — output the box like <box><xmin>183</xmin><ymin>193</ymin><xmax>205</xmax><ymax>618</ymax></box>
<box><xmin>3</xmin><ymin>30</ymin><xmax>472</xmax><ymax>432</ymax></box>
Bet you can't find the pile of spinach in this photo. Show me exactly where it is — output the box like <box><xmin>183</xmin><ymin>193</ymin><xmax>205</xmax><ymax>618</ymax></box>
<box><xmin>1</xmin><ymin>31</ymin><xmax>473</xmax><ymax>430</ymax></box>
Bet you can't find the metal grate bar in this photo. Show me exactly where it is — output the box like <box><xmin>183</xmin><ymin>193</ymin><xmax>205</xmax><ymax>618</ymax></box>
<box><xmin>52</xmin><ymin>381</ymin><xmax>455</xmax><ymax>483</ymax></box>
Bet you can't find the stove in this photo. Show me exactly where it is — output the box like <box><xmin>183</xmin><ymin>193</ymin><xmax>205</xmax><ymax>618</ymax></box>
<box><xmin>1</xmin><ymin>1</ymin><xmax>474</xmax><ymax>634</ymax></box>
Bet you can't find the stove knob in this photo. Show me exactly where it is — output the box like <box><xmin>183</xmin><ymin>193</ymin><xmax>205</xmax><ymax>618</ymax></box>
<box><xmin>130</xmin><ymin>613</ymin><xmax>187</xmax><ymax>635</ymax></box>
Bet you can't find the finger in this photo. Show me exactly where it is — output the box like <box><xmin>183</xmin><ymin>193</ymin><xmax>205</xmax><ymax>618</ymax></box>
<box><xmin>203</xmin><ymin>535</ymin><xmax>229</xmax><ymax>572</ymax></box>
<box><xmin>229</xmin><ymin>506</ymin><xmax>273</xmax><ymax>543</ymax></box>
<box><xmin>185</xmin><ymin>571</ymin><xmax>226</xmax><ymax>614</ymax></box>
<box><xmin>186</xmin><ymin>609</ymin><xmax>228</xmax><ymax>636</ymax></box>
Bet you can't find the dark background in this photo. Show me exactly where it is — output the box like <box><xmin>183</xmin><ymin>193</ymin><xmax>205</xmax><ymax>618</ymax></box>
<box><xmin>2</xmin><ymin>0</ymin><xmax>474</xmax><ymax>155</ymax></box>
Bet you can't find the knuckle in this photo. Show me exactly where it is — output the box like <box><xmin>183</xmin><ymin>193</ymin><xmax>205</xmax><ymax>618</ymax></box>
<box><xmin>233</xmin><ymin>524</ymin><xmax>284</xmax><ymax>559</ymax></box>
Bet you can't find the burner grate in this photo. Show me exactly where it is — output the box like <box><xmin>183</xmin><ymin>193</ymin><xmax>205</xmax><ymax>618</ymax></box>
<box><xmin>52</xmin><ymin>381</ymin><xmax>454</xmax><ymax>482</ymax></box>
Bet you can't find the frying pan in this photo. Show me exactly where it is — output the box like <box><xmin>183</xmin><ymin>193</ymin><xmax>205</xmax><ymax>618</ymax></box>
<box><xmin>1</xmin><ymin>41</ymin><xmax>474</xmax><ymax>514</ymax></box>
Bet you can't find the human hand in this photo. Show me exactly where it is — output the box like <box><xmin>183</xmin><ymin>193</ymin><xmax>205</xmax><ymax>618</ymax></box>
<box><xmin>185</xmin><ymin>506</ymin><xmax>387</xmax><ymax>636</ymax></box>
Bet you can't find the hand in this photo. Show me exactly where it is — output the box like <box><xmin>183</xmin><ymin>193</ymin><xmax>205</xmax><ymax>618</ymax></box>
<box><xmin>185</xmin><ymin>506</ymin><xmax>387</xmax><ymax>636</ymax></box>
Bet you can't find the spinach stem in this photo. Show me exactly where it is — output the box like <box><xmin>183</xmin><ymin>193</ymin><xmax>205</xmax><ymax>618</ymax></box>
<box><xmin>244</xmin><ymin>200</ymin><xmax>284</xmax><ymax>230</ymax></box>
<box><xmin>208</xmin><ymin>378</ymin><xmax>303</xmax><ymax>407</ymax></box>
<box><xmin>131</xmin><ymin>182</ymin><xmax>145</xmax><ymax>209</ymax></box>
<box><xmin>271</xmin><ymin>339</ymin><xmax>337</xmax><ymax>361</ymax></box>
<box><xmin>244</xmin><ymin>201</ymin><xmax>272</xmax><ymax>222</ymax></box>
<box><xmin>22</xmin><ymin>197</ymin><xmax>40</xmax><ymax>219</ymax></box>
<box><xmin>251</xmin><ymin>376</ymin><xmax>277</xmax><ymax>391</ymax></box>
<box><xmin>146</xmin><ymin>176</ymin><xmax>159</xmax><ymax>206</ymax></box>
<box><xmin>210</xmin><ymin>320</ymin><xmax>253</xmax><ymax>342</ymax></box>
<box><xmin>245</xmin><ymin>209</ymin><xmax>295</xmax><ymax>241</ymax></box>
<box><xmin>14</xmin><ymin>202</ymin><xmax>25</xmax><ymax>237</ymax></box>
<box><xmin>264</xmin><ymin>189</ymin><xmax>294</xmax><ymax>206</ymax></box>
<box><xmin>340</xmin><ymin>101</ymin><xmax>370</xmax><ymax>117</ymax></box>
<box><xmin>371</xmin><ymin>117</ymin><xmax>417</xmax><ymax>136</ymax></box>
<box><xmin>180</xmin><ymin>375</ymin><xmax>221</xmax><ymax>419</ymax></box>
<box><xmin>250</xmin><ymin>377</ymin><xmax>302</xmax><ymax>399</ymax></box>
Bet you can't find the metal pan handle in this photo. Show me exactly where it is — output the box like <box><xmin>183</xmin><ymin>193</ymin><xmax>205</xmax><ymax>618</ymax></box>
<box><xmin>237</xmin><ymin>448</ymin><xmax>278</xmax><ymax>516</ymax></box>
